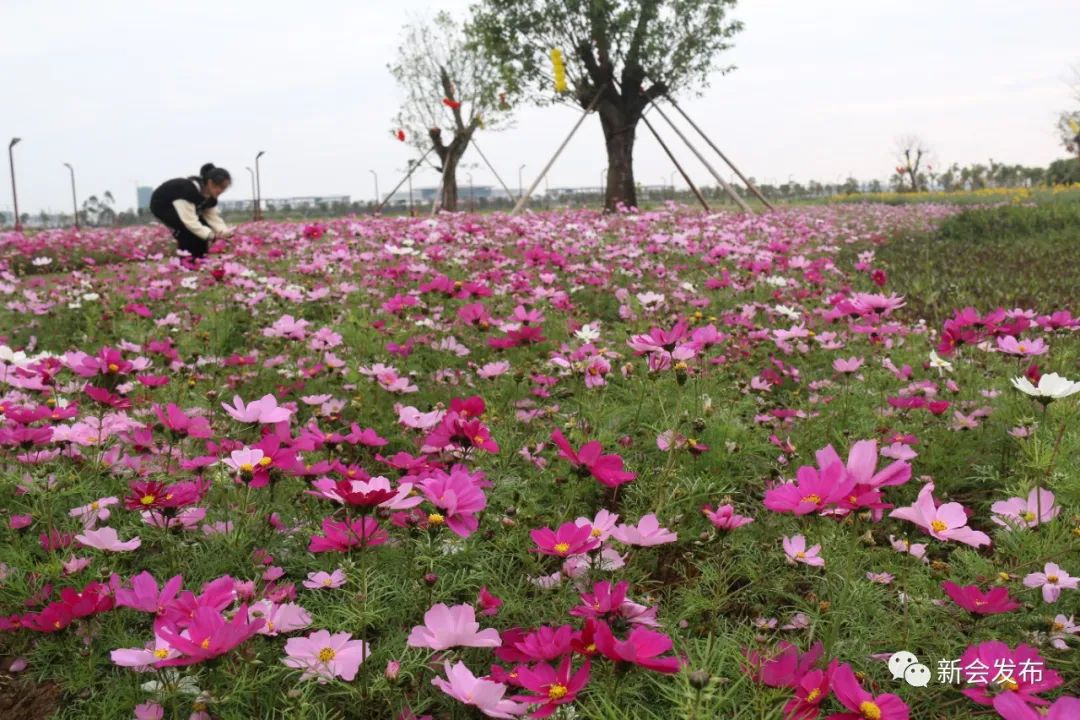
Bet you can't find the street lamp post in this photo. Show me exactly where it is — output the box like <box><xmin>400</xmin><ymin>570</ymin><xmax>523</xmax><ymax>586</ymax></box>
<box><xmin>63</xmin><ymin>162</ymin><xmax>78</xmax><ymax>229</ymax></box>
<box><xmin>254</xmin><ymin>151</ymin><xmax>265</xmax><ymax>221</ymax></box>
<box><xmin>369</xmin><ymin>170</ymin><xmax>379</xmax><ymax>214</ymax></box>
<box><xmin>518</xmin><ymin>164</ymin><xmax>526</xmax><ymax>202</ymax></box>
<box><xmin>466</xmin><ymin>172</ymin><xmax>474</xmax><ymax>212</ymax></box>
<box><xmin>8</xmin><ymin>138</ymin><xmax>21</xmax><ymax>232</ymax></box>
<box><xmin>245</xmin><ymin>167</ymin><xmax>257</xmax><ymax>222</ymax></box>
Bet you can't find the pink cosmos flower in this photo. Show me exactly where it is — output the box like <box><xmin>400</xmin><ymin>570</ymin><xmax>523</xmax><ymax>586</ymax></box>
<box><xmin>888</xmin><ymin>482</ymin><xmax>991</xmax><ymax>548</ymax></box>
<box><xmin>574</xmin><ymin>509</ymin><xmax>619</xmax><ymax>542</ymax></box>
<box><xmin>303</xmin><ymin>569</ymin><xmax>346</xmax><ymax>590</ymax></box>
<box><xmin>549</xmin><ymin>429</ymin><xmax>635</xmax><ymax>488</ymax></box>
<box><xmin>68</xmin><ymin>496</ymin><xmax>119</xmax><ymax>529</ymax></box>
<box><xmin>419</xmin><ymin>468</ymin><xmax>488</xmax><ymax>538</ymax></box>
<box><xmin>477</xmin><ymin>361</ymin><xmax>511</xmax><ymax>379</ymax></box>
<box><xmin>221</xmin><ymin>394</ymin><xmax>293</xmax><ymax>424</ymax></box>
<box><xmin>592</xmin><ymin>621</ymin><xmax>682</xmax><ymax>674</ymax></box>
<box><xmin>816</xmin><ymin>439</ymin><xmax>912</xmax><ymax>491</ymax></box>
<box><xmin>609</xmin><ymin>514</ymin><xmax>677</xmax><ymax>547</ymax></box>
<box><xmin>395</xmin><ymin>404</ymin><xmax>445</xmax><ymax>430</ymax></box>
<box><xmin>75</xmin><ymin>526</ymin><xmax>141</xmax><ymax>552</ymax></box>
<box><xmin>783</xmin><ymin>535</ymin><xmax>824</xmax><ymax>567</ymax></box>
<box><xmin>495</xmin><ymin>625</ymin><xmax>574</xmax><ymax>663</ymax></box>
<box><xmin>407</xmin><ymin>603</ymin><xmax>502</xmax><ymax>650</ymax></box>
<box><xmin>432</xmin><ymin>661</ymin><xmax>526</xmax><ymax>718</ymax></box>
<box><xmin>113</xmin><ymin>571</ymin><xmax>184</xmax><ymax>614</ymax></box>
<box><xmin>887</xmin><ymin>535</ymin><xmax>928</xmax><ymax>562</ymax></box>
<box><xmin>991</xmin><ymin>488</ymin><xmax>1058</xmax><ymax>530</ymax></box>
<box><xmin>134</xmin><ymin>702</ymin><xmax>165</xmax><ymax>720</ymax></box>
<box><xmin>250</xmin><ymin>600</ymin><xmax>312</xmax><ymax>636</ymax></box>
<box><xmin>784</xmin><ymin>661</ymin><xmax>836</xmax><ymax>720</ymax></box>
<box><xmin>941</xmin><ymin>581</ymin><xmax>1021</xmax><ymax>615</ymax></box>
<box><xmin>110</xmin><ymin>634</ymin><xmax>180</xmax><ymax>670</ymax></box>
<box><xmin>1023</xmin><ymin>563</ymin><xmax>1078</xmax><ymax>603</ymax></box>
<box><xmin>959</xmin><ymin>641</ymin><xmax>1062</xmax><ymax>710</ymax></box>
<box><xmin>570</xmin><ymin>580</ymin><xmax>658</xmax><ymax>627</ymax></box>
<box><xmin>832</xmin><ymin>357</ymin><xmax>864</xmax><ymax>373</ymax></box>
<box><xmin>531</xmin><ymin>522</ymin><xmax>601</xmax><ymax>557</ymax></box>
<box><xmin>282</xmin><ymin>629</ymin><xmax>368</xmax><ymax>683</ymax></box>
<box><xmin>996</xmin><ymin>336</ymin><xmax>1048</xmax><ymax>357</ymax></box>
<box><xmin>702</xmin><ymin>503</ymin><xmax>754</xmax><ymax>530</ymax></box>
<box><xmin>830</xmin><ymin>662</ymin><xmax>909</xmax><ymax>720</ymax></box>
<box><xmin>513</xmin><ymin>655</ymin><xmax>591</xmax><ymax>719</ymax></box>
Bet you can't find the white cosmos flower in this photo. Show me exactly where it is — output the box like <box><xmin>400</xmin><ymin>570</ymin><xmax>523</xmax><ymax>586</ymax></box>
<box><xmin>1011</xmin><ymin>373</ymin><xmax>1080</xmax><ymax>402</ymax></box>
<box><xmin>928</xmin><ymin>350</ymin><xmax>953</xmax><ymax>374</ymax></box>
<box><xmin>32</xmin><ymin>256</ymin><xmax>53</xmax><ymax>266</ymax></box>
<box><xmin>574</xmin><ymin>323</ymin><xmax>601</xmax><ymax>342</ymax></box>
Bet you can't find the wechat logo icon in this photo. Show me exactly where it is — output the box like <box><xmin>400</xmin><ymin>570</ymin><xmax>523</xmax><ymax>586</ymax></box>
<box><xmin>889</xmin><ymin>651</ymin><xmax>931</xmax><ymax>688</ymax></box>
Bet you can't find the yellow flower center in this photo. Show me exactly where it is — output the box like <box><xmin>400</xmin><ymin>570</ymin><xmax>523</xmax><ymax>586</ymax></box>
<box><xmin>1047</xmin><ymin>575</ymin><xmax>1059</xmax><ymax>584</ymax></box>
<box><xmin>1018</xmin><ymin>344</ymin><xmax>1027</xmax><ymax>353</ymax></box>
<box><xmin>1022</xmin><ymin>511</ymin><xmax>1036</xmax><ymax>522</ymax></box>
<box><xmin>53</xmin><ymin>620</ymin><xmax>62</xmax><ymax>629</ymax></box>
<box><xmin>90</xmin><ymin>501</ymin><xmax>100</xmax><ymax>510</ymax></box>
<box><xmin>154</xmin><ymin>648</ymin><xmax>169</xmax><ymax>659</ymax></box>
<box><xmin>585</xmin><ymin>643</ymin><xmax>596</xmax><ymax>654</ymax></box>
<box><xmin>795</xmin><ymin>550</ymin><xmax>806</xmax><ymax>558</ymax></box>
<box><xmin>318</xmin><ymin>647</ymin><xmax>336</xmax><ymax>663</ymax></box>
<box><xmin>1052</xmin><ymin>621</ymin><xmax>1065</xmax><ymax>632</ymax></box>
<box><xmin>240</xmin><ymin>463</ymin><xmax>254</xmax><ymax>473</ymax></box>
<box><xmin>801</xmin><ymin>494</ymin><xmax>822</xmax><ymax>505</ymax></box>
<box><xmin>859</xmin><ymin>701</ymin><xmax>882</xmax><ymax>720</ymax></box>
<box><xmin>547</xmin><ymin>683</ymin><xmax>568</xmax><ymax>700</ymax></box>
<box><xmin>200</xmin><ymin>638</ymin><xmax>210</xmax><ymax>650</ymax></box>
<box><xmin>553</xmin><ymin>542</ymin><xmax>570</xmax><ymax>555</ymax></box>
<box><xmin>107</xmin><ymin>363</ymin><xmax>119</xmax><ymax>373</ymax></box>
<box><xmin>806</xmin><ymin>688</ymin><xmax>821</xmax><ymax>703</ymax></box>
<box><xmin>140</xmin><ymin>494</ymin><xmax>156</xmax><ymax>506</ymax></box>
<box><xmin>473</xmin><ymin>435</ymin><xmax>485</xmax><ymax>445</ymax></box>
<box><xmin>931</xmin><ymin>520</ymin><xmax>948</xmax><ymax>532</ymax></box>
<box><xmin>687</xmin><ymin>438</ymin><xmax>698</xmax><ymax>447</ymax></box>
<box><xmin>590</xmin><ymin>527</ymin><xmax>603</xmax><ymax>537</ymax></box>
<box><xmin>998</xmin><ymin>677</ymin><xmax>1019</xmax><ymax>692</ymax></box>
<box><xmin>428</xmin><ymin>513</ymin><xmax>445</xmax><ymax>526</ymax></box>
<box><xmin>259</xmin><ymin>456</ymin><xmax>272</xmax><ymax>466</ymax></box>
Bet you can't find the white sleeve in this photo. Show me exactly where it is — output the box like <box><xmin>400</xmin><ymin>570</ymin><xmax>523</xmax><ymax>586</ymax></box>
<box><xmin>172</xmin><ymin>199</ymin><xmax>213</xmax><ymax>240</ymax></box>
<box><xmin>202</xmin><ymin>206</ymin><xmax>231</xmax><ymax>235</ymax></box>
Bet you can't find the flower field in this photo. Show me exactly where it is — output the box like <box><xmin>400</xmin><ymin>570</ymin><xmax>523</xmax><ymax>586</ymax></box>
<box><xmin>0</xmin><ymin>204</ymin><xmax>1078</xmax><ymax>720</ymax></box>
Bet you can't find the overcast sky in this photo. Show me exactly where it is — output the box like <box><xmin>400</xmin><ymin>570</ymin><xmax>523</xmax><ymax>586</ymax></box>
<box><xmin>2</xmin><ymin>0</ymin><xmax>1077</xmax><ymax>214</ymax></box>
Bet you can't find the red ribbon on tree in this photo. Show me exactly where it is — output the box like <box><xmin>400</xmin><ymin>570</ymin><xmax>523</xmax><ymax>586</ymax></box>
<box><xmin>442</xmin><ymin>97</ymin><xmax>462</xmax><ymax>110</ymax></box>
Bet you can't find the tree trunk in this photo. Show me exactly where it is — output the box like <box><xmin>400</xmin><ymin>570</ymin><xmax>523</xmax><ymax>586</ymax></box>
<box><xmin>599</xmin><ymin>103</ymin><xmax>639</xmax><ymax>212</ymax></box>
<box><xmin>430</xmin><ymin>129</ymin><xmax>471</xmax><ymax>213</ymax></box>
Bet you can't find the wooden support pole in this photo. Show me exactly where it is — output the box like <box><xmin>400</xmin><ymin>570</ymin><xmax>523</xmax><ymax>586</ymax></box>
<box><xmin>376</xmin><ymin>146</ymin><xmax>434</xmax><ymax>214</ymax></box>
<box><xmin>511</xmin><ymin>87</ymin><xmax>606</xmax><ymax>215</ymax></box>
<box><xmin>664</xmin><ymin>95</ymin><xmax>775</xmax><ymax>211</ymax></box>
<box><xmin>649</xmin><ymin>101</ymin><xmax>754</xmax><ymax>214</ymax></box>
<box><xmin>640</xmin><ymin>112</ymin><xmax>710</xmax><ymax>212</ymax></box>
<box><xmin>470</xmin><ymin>138</ymin><xmax>516</xmax><ymax>205</ymax></box>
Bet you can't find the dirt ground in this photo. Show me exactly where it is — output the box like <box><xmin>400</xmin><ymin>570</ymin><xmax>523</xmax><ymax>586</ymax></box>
<box><xmin>0</xmin><ymin>659</ymin><xmax>61</xmax><ymax>720</ymax></box>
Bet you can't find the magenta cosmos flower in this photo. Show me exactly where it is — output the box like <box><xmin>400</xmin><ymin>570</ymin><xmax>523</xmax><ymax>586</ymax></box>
<box><xmin>433</xmin><ymin>661</ymin><xmax>526</xmax><ymax>718</ymax></box>
<box><xmin>513</xmin><ymin>655</ymin><xmax>591</xmax><ymax>718</ymax></box>
<box><xmin>830</xmin><ymin>663</ymin><xmax>909</xmax><ymax>720</ymax></box>
<box><xmin>888</xmin><ymin>482</ymin><xmax>990</xmax><ymax>548</ymax></box>
<box><xmin>764</xmin><ymin>462</ymin><xmax>853</xmax><ymax>516</ymax></box>
<box><xmin>531</xmin><ymin>522</ymin><xmax>600</xmax><ymax>557</ymax></box>
<box><xmin>113</xmin><ymin>571</ymin><xmax>183</xmax><ymax>614</ymax></box>
<box><xmin>959</xmin><ymin>641</ymin><xmax>1062</xmax><ymax>710</ymax></box>
<box><xmin>307</xmin><ymin>516</ymin><xmax>388</xmax><ymax>553</ymax></box>
<box><xmin>701</xmin><ymin>503</ymin><xmax>754</xmax><ymax>530</ymax></box>
<box><xmin>744</xmin><ymin>640</ymin><xmax>824</xmax><ymax>689</ymax></box>
<box><xmin>992</xmin><ymin>694</ymin><xmax>1080</xmax><ymax>720</ymax></box>
<box><xmin>549</xmin><ymin>429</ymin><xmax>635</xmax><ymax>488</ymax></box>
<box><xmin>592</xmin><ymin>621</ymin><xmax>682</xmax><ymax>674</ymax></box>
<box><xmin>941</xmin><ymin>581</ymin><xmax>1021</xmax><ymax>616</ymax></box>
<box><xmin>283</xmin><ymin>629</ymin><xmax>368</xmax><ymax>683</ymax></box>
<box><xmin>407</xmin><ymin>603</ymin><xmax>501</xmax><ymax>651</ymax></box>
<box><xmin>155</xmin><ymin>605</ymin><xmax>264</xmax><ymax>667</ymax></box>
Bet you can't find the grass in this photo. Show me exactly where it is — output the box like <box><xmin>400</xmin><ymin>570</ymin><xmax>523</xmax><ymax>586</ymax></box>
<box><xmin>0</xmin><ymin>203</ymin><xmax>1077</xmax><ymax>719</ymax></box>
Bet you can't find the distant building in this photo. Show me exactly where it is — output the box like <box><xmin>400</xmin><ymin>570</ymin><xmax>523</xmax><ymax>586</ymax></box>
<box><xmin>219</xmin><ymin>195</ymin><xmax>351</xmax><ymax>213</ymax></box>
<box><xmin>137</xmin><ymin>186</ymin><xmax>153</xmax><ymax>211</ymax></box>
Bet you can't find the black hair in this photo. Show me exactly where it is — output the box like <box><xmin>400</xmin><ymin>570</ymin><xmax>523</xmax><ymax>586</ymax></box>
<box><xmin>199</xmin><ymin>163</ymin><xmax>232</xmax><ymax>186</ymax></box>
